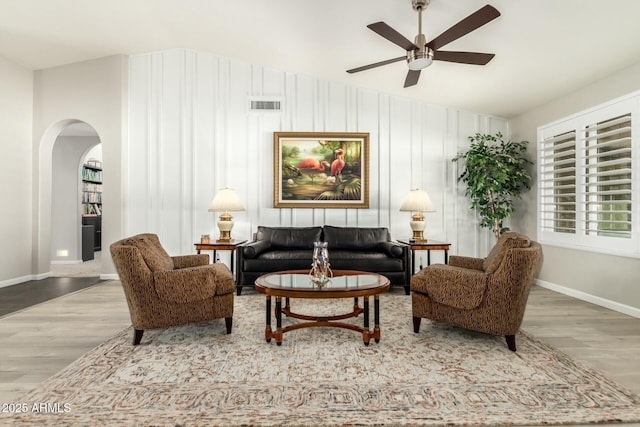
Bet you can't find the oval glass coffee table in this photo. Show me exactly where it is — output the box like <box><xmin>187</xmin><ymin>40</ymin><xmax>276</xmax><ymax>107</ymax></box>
<box><xmin>255</xmin><ymin>270</ymin><xmax>390</xmax><ymax>346</ymax></box>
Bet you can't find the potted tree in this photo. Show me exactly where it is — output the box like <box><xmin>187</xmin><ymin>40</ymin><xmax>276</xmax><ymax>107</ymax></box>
<box><xmin>452</xmin><ymin>132</ymin><xmax>532</xmax><ymax>239</ymax></box>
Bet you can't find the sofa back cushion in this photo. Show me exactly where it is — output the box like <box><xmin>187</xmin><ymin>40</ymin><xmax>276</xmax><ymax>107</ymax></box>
<box><xmin>256</xmin><ymin>226</ymin><xmax>322</xmax><ymax>250</ymax></box>
<box><xmin>323</xmin><ymin>226</ymin><xmax>390</xmax><ymax>250</ymax></box>
<box><xmin>483</xmin><ymin>231</ymin><xmax>531</xmax><ymax>274</ymax></box>
<box><xmin>119</xmin><ymin>233</ymin><xmax>174</xmax><ymax>272</ymax></box>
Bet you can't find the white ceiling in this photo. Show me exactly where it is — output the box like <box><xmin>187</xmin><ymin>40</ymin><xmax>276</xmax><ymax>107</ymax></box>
<box><xmin>2</xmin><ymin>0</ymin><xmax>640</xmax><ymax>118</ymax></box>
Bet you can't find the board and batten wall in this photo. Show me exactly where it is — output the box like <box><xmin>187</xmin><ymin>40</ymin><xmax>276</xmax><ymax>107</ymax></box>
<box><xmin>126</xmin><ymin>49</ymin><xmax>507</xmax><ymax>263</ymax></box>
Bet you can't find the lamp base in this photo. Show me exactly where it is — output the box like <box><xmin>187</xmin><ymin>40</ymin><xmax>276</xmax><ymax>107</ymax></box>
<box><xmin>409</xmin><ymin>212</ymin><xmax>426</xmax><ymax>241</ymax></box>
<box><xmin>217</xmin><ymin>212</ymin><xmax>234</xmax><ymax>243</ymax></box>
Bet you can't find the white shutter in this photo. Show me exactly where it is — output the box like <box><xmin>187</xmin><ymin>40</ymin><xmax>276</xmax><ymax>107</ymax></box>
<box><xmin>537</xmin><ymin>92</ymin><xmax>639</xmax><ymax>257</ymax></box>
<box><xmin>539</xmin><ymin>131</ymin><xmax>577</xmax><ymax>234</ymax></box>
<box><xmin>582</xmin><ymin>114</ymin><xmax>632</xmax><ymax>238</ymax></box>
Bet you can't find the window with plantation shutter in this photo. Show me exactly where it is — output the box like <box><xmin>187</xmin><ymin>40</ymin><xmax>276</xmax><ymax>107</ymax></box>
<box><xmin>538</xmin><ymin>93</ymin><xmax>639</xmax><ymax>257</ymax></box>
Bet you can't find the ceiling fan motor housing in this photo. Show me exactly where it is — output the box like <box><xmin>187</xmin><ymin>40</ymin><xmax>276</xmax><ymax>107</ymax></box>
<box><xmin>407</xmin><ymin>33</ymin><xmax>433</xmax><ymax>70</ymax></box>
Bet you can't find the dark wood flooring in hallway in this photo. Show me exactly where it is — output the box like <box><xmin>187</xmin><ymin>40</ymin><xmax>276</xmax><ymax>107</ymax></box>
<box><xmin>0</xmin><ymin>277</ymin><xmax>103</xmax><ymax>318</ymax></box>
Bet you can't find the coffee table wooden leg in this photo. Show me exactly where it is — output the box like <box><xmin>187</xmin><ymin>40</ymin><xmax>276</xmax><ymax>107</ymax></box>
<box><xmin>265</xmin><ymin>296</ymin><xmax>272</xmax><ymax>343</ymax></box>
<box><xmin>362</xmin><ymin>296</ymin><xmax>370</xmax><ymax>346</ymax></box>
<box><xmin>374</xmin><ymin>294</ymin><xmax>381</xmax><ymax>343</ymax></box>
<box><xmin>353</xmin><ymin>297</ymin><xmax>359</xmax><ymax>314</ymax></box>
<box><xmin>275</xmin><ymin>296</ymin><xmax>283</xmax><ymax>346</ymax></box>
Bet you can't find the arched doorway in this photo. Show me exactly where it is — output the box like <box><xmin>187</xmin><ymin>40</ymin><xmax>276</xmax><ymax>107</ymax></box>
<box><xmin>36</xmin><ymin>119</ymin><xmax>104</xmax><ymax>278</ymax></box>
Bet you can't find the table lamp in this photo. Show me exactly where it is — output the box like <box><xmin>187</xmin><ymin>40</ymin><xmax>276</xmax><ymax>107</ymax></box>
<box><xmin>208</xmin><ymin>188</ymin><xmax>245</xmax><ymax>243</ymax></box>
<box><xmin>399</xmin><ymin>189</ymin><xmax>435</xmax><ymax>241</ymax></box>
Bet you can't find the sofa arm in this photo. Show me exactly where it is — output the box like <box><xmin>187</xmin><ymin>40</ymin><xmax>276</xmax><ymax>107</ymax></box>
<box><xmin>242</xmin><ymin>240</ymin><xmax>271</xmax><ymax>258</ymax></box>
<box><xmin>410</xmin><ymin>264</ymin><xmax>487</xmax><ymax>309</ymax></box>
<box><xmin>172</xmin><ymin>254</ymin><xmax>209</xmax><ymax>269</ymax></box>
<box><xmin>449</xmin><ymin>255</ymin><xmax>484</xmax><ymax>271</ymax></box>
<box><xmin>376</xmin><ymin>241</ymin><xmax>405</xmax><ymax>258</ymax></box>
<box><xmin>152</xmin><ymin>267</ymin><xmax>216</xmax><ymax>303</ymax></box>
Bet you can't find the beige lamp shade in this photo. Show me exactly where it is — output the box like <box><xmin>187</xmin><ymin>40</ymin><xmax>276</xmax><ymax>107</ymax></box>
<box><xmin>400</xmin><ymin>189</ymin><xmax>435</xmax><ymax>241</ymax></box>
<box><xmin>208</xmin><ymin>188</ymin><xmax>245</xmax><ymax>243</ymax></box>
<box><xmin>399</xmin><ymin>189</ymin><xmax>435</xmax><ymax>213</ymax></box>
<box><xmin>208</xmin><ymin>188</ymin><xmax>246</xmax><ymax>212</ymax></box>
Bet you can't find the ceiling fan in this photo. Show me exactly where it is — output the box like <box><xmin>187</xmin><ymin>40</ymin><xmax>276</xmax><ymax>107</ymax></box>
<box><xmin>347</xmin><ymin>0</ymin><xmax>500</xmax><ymax>88</ymax></box>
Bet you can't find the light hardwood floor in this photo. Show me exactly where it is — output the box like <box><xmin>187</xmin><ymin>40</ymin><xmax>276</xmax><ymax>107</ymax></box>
<box><xmin>0</xmin><ymin>281</ymin><xmax>638</xmax><ymax>426</ymax></box>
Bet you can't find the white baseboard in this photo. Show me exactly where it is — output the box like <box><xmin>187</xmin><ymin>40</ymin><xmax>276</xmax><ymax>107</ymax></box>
<box><xmin>536</xmin><ymin>279</ymin><xmax>640</xmax><ymax>319</ymax></box>
<box><xmin>0</xmin><ymin>272</ymin><xmax>52</xmax><ymax>289</ymax></box>
<box><xmin>51</xmin><ymin>260</ymin><xmax>83</xmax><ymax>265</ymax></box>
<box><xmin>0</xmin><ymin>275</ymin><xmax>33</xmax><ymax>289</ymax></box>
<box><xmin>100</xmin><ymin>274</ymin><xmax>119</xmax><ymax>281</ymax></box>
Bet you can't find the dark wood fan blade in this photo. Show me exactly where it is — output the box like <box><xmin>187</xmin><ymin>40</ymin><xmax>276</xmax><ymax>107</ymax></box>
<box><xmin>368</xmin><ymin>22</ymin><xmax>419</xmax><ymax>51</ymax></box>
<box><xmin>404</xmin><ymin>70</ymin><xmax>421</xmax><ymax>88</ymax></box>
<box><xmin>347</xmin><ymin>56</ymin><xmax>406</xmax><ymax>74</ymax></box>
<box><xmin>427</xmin><ymin>5</ymin><xmax>500</xmax><ymax>51</ymax></box>
<box><xmin>433</xmin><ymin>51</ymin><xmax>495</xmax><ymax>65</ymax></box>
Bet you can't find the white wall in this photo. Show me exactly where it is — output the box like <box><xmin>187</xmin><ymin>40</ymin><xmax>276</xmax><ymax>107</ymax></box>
<box><xmin>0</xmin><ymin>56</ymin><xmax>33</xmax><ymax>287</ymax></box>
<box><xmin>32</xmin><ymin>55</ymin><xmax>127</xmax><ymax>278</ymax></box>
<box><xmin>127</xmin><ymin>49</ymin><xmax>507</xmax><ymax>263</ymax></box>
<box><xmin>510</xmin><ymin>60</ymin><xmax>640</xmax><ymax>316</ymax></box>
<box><xmin>51</xmin><ymin>135</ymin><xmax>100</xmax><ymax>262</ymax></box>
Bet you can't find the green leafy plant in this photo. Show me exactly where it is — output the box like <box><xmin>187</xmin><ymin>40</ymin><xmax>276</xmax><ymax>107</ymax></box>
<box><xmin>452</xmin><ymin>132</ymin><xmax>532</xmax><ymax>239</ymax></box>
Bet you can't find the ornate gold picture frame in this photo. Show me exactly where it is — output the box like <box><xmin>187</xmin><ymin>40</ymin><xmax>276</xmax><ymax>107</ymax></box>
<box><xmin>273</xmin><ymin>132</ymin><xmax>370</xmax><ymax>208</ymax></box>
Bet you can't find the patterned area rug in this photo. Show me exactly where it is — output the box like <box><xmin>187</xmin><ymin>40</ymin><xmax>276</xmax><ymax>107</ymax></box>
<box><xmin>4</xmin><ymin>292</ymin><xmax>640</xmax><ymax>426</ymax></box>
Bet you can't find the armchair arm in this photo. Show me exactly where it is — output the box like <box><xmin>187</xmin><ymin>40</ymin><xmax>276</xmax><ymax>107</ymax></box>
<box><xmin>411</xmin><ymin>264</ymin><xmax>488</xmax><ymax>309</ymax></box>
<box><xmin>242</xmin><ymin>240</ymin><xmax>271</xmax><ymax>258</ymax></box>
<box><xmin>152</xmin><ymin>267</ymin><xmax>216</xmax><ymax>303</ymax></box>
<box><xmin>172</xmin><ymin>254</ymin><xmax>209</xmax><ymax>269</ymax></box>
<box><xmin>449</xmin><ymin>255</ymin><xmax>484</xmax><ymax>271</ymax></box>
<box><xmin>376</xmin><ymin>241</ymin><xmax>405</xmax><ymax>258</ymax></box>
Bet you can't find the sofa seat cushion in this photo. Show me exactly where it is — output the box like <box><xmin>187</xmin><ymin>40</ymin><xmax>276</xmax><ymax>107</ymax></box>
<box><xmin>243</xmin><ymin>250</ymin><xmax>313</xmax><ymax>272</ymax></box>
<box><xmin>330</xmin><ymin>250</ymin><xmax>404</xmax><ymax>272</ymax></box>
<box><xmin>242</xmin><ymin>249</ymin><xmax>404</xmax><ymax>273</ymax></box>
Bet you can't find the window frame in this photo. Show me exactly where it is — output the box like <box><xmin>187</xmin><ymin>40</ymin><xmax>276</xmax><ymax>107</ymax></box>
<box><xmin>537</xmin><ymin>92</ymin><xmax>640</xmax><ymax>258</ymax></box>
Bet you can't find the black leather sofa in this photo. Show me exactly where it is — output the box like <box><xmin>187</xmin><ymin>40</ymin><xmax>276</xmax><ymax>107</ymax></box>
<box><xmin>235</xmin><ymin>225</ymin><xmax>410</xmax><ymax>295</ymax></box>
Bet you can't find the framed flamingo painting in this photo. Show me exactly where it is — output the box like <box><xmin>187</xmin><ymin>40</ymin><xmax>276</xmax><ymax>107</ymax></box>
<box><xmin>273</xmin><ymin>132</ymin><xmax>370</xmax><ymax>208</ymax></box>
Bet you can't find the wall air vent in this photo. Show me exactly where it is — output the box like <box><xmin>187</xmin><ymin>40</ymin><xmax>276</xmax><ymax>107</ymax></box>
<box><xmin>248</xmin><ymin>97</ymin><xmax>282</xmax><ymax>113</ymax></box>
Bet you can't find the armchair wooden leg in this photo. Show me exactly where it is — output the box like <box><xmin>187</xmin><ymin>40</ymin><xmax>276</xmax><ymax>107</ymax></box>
<box><xmin>505</xmin><ymin>334</ymin><xmax>516</xmax><ymax>352</ymax></box>
<box><xmin>225</xmin><ymin>317</ymin><xmax>233</xmax><ymax>334</ymax></box>
<box><xmin>133</xmin><ymin>329</ymin><xmax>144</xmax><ymax>345</ymax></box>
<box><xmin>413</xmin><ymin>316</ymin><xmax>421</xmax><ymax>333</ymax></box>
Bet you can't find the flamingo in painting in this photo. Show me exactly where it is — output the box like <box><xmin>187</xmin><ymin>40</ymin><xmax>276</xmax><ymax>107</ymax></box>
<box><xmin>296</xmin><ymin>158</ymin><xmax>330</xmax><ymax>186</ymax></box>
<box><xmin>331</xmin><ymin>149</ymin><xmax>345</xmax><ymax>181</ymax></box>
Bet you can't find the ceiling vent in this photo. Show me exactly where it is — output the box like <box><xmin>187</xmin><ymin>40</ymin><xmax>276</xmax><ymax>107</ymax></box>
<box><xmin>248</xmin><ymin>97</ymin><xmax>282</xmax><ymax>113</ymax></box>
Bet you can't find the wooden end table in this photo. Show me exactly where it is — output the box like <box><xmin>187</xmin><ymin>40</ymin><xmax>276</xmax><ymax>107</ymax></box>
<box><xmin>194</xmin><ymin>240</ymin><xmax>247</xmax><ymax>273</ymax></box>
<box><xmin>255</xmin><ymin>270</ymin><xmax>390</xmax><ymax>346</ymax></box>
<box><xmin>397</xmin><ymin>239</ymin><xmax>451</xmax><ymax>274</ymax></box>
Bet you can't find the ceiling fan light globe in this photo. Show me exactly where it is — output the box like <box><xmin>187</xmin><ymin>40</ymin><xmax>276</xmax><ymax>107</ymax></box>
<box><xmin>407</xmin><ymin>47</ymin><xmax>434</xmax><ymax>70</ymax></box>
<box><xmin>408</xmin><ymin>56</ymin><xmax>432</xmax><ymax>70</ymax></box>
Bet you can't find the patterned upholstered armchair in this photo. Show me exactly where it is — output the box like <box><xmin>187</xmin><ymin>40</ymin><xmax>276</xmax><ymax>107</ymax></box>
<box><xmin>110</xmin><ymin>233</ymin><xmax>235</xmax><ymax>345</ymax></box>
<box><xmin>411</xmin><ymin>232</ymin><xmax>542</xmax><ymax>351</ymax></box>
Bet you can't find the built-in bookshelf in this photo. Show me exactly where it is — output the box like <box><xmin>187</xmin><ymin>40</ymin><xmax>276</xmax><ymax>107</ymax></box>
<box><xmin>81</xmin><ymin>161</ymin><xmax>102</xmax><ymax>216</ymax></box>
<box><xmin>81</xmin><ymin>160</ymin><xmax>102</xmax><ymax>251</ymax></box>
